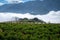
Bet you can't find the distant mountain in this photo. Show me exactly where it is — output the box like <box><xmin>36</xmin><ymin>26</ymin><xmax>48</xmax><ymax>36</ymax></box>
<box><xmin>0</xmin><ymin>0</ymin><xmax>60</xmax><ymax>15</ymax></box>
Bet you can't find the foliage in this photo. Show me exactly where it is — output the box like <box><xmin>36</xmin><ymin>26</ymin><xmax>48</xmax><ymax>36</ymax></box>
<box><xmin>14</xmin><ymin>17</ymin><xmax>46</xmax><ymax>23</ymax></box>
<box><xmin>0</xmin><ymin>23</ymin><xmax>60</xmax><ymax>40</ymax></box>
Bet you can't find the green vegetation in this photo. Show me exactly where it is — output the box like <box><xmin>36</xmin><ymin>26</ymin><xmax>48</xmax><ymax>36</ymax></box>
<box><xmin>14</xmin><ymin>17</ymin><xmax>46</xmax><ymax>23</ymax></box>
<box><xmin>0</xmin><ymin>22</ymin><xmax>60</xmax><ymax>40</ymax></box>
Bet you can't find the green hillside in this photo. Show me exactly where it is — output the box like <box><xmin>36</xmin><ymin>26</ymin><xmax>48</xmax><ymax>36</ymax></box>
<box><xmin>0</xmin><ymin>23</ymin><xmax>60</xmax><ymax>40</ymax></box>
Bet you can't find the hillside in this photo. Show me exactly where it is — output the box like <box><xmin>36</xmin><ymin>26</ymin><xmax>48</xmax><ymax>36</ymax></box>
<box><xmin>0</xmin><ymin>23</ymin><xmax>60</xmax><ymax>40</ymax></box>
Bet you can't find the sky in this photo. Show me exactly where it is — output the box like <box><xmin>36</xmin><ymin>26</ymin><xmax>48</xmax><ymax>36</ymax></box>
<box><xmin>0</xmin><ymin>11</ymin><xmax>60</xmax><ymax>23</ymax></box>
<box><xmin>0</xmin><ymin>0</ymin><xmax>44</xmax><ymax>4</ymax></box>
<box><xmin>0</xmin><ymin>0</ymin><xmax>60</xmax><ymax>23</ymax></box>
<box><xmin>0</xmin><ymin>0</ymin><xmax>36</xmax><ymax>6</ymax></box>
<box><xmin>0</xmin><ymin>0</ymin><xmax>36</xmax><ymax>4</ymax></box>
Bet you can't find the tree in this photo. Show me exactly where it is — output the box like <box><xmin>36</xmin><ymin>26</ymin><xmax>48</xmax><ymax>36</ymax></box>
<box><xmin>32</xmin><ymin>18</ymin><xmax>39</xmax><ymax>22</ymax></box>
<box><xmin>23</xmin><ymin>18</ymin><xmax>28</xmax><ymax>20</ymax></box>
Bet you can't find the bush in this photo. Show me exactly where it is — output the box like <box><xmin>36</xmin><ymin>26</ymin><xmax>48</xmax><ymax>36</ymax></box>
<box><xmin>0</xmin><ymin>23</ymin><xmax>60</xmax><ymax>40</ymax></box>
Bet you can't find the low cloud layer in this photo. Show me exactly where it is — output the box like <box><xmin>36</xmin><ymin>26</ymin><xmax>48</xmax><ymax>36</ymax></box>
<box><xmin>0</xmin><ymin>3</ymin><xmax>4</xmax><ymax>6</ymax></box>
<box><xmin>0</xmin><ymin>0</ymin><xmax>43</xmax><ymax>4</ymax></box>
<box><xmin>5</xmin><ymin>0</ymin><xmax>24</xmax><ymax>3</ymax></box>
<box><xmin>5</xmin><ymin>0</ymin><xmax>35</xmax><ymax>4</ymax></box>
<box><xmin>0</xmin><ymin>11</ymin><xmax>60</xmax><ymax>23</ymax></box>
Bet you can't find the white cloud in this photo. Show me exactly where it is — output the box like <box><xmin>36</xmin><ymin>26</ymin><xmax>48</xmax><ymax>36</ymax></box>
<box><xmin>1</xmin><ymin>0</ymin><xmax>43</xmax><ymax>4</ymax></box>
<box><xmin>0</xmin><ymin>3</ymin><xmax>4</xmax><ymax>6</ymax></box>
<box><xmin>0</xmin><ymin>11</ymin><xmax>60</xmax><ymax>23</ymax></box>
<box><xmin>38</xmin><ymin>11</ymin><xmax>60</xmax><ymax>23</ymax></box>
<box><xmin>5</xmin><ymin>0</ymin><xmax>23</xmax><ymax>3</ymax></box>
<box><xmin>5</xmin><ymin>0</ymin><xmax>35</xmax><ymax>4</ymax></box>
<box><xmin>0</xmin><ymin>13</ymin><xmax>35</xmax><ymax>22</ymax></box>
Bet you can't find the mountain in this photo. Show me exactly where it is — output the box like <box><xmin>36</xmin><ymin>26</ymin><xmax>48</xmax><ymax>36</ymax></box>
<box><xmin>0</xmin><ymin>0</ymin><xmax>60</xmax><ymax>15</ymax></box>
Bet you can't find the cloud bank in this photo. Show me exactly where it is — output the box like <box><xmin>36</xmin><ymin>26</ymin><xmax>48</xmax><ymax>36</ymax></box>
<box><xmin>0</xmin><ymin>11</ymin><xmax>60</xmax><ymax>23</ymax></box>
<box><xmin>0</xmin><ymin>0</ymin><xmax>43</xmax><ymax>4</ymax></box>
<box><xmin>0</xmin><ymin>3</ymin><xmax>4</xmax><ymax>6</ymax></box>
<box><xmin>5</xmin><ymin>0</ymin><xmax>23</xmax><ymax>3</ymax></box>
<box><xmin>5</xmin><ymin>0</ymin><xmax>35</xmax><ymax>4</ymax></box>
